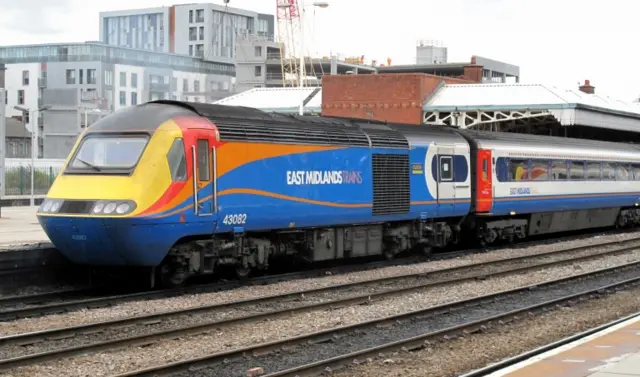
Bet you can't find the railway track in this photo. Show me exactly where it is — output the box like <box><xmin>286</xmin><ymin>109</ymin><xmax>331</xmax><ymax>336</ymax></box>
<box><xmin>109</xmin><ymin>260</ymin><xmax>640</xmax><ymax>377</ymax></box>
<box><xmin>1</xmin><ymin>231</ymin><xmax>638</xmax><ymax>321</ymax></box>
<box><xmin>0</xmin><ymin>235</ymin><xmax>639</xmax><ymax>372</ymax></box>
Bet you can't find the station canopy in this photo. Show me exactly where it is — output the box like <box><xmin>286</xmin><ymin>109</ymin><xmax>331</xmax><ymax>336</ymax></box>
<box><xmin>214</xmin><ymin>87</ymin><xmax>322</xmax><ymax>114</ymax></box>
<box><xmin>422</xmin><ymin>83</ymin><xmax>640</xmax><ymax>134</ymax></box>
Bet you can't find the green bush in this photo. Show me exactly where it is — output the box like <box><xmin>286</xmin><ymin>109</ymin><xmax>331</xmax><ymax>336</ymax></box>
<box><xmin>4</xmin><ymin>166</ymin><xmax>60</xmax><ymax>196</ymax></box>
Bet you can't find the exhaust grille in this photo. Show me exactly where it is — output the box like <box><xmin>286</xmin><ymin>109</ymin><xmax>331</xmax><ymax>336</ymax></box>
<box><xmin>372</xmin><ymin>154</ymin><xmax>410</xmax><ymax>216</ymax></box>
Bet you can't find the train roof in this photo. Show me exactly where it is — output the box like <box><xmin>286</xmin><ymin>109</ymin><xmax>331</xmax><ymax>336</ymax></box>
<box><xmin>87</xmin><ymin>102</ymin><xmax>196</xmax><ymax>133</ymax></box>
<box><xmin>462</xmin><ymin>129</ymin><xmax>640</xmax><ymax>156</ymax></box>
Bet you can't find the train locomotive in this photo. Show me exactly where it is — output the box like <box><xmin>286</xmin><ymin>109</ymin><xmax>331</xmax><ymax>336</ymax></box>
<box><xmin>36</xmin><ymin>100</ymin><xmax>640</xmax><ymax>287</ymax></box>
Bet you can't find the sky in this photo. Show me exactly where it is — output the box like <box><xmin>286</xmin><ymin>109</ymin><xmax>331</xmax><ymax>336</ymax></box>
<box><xmin>0</xmin><ymin>0</ymin><xmax>638</xmax><ymax>101</ymax></box>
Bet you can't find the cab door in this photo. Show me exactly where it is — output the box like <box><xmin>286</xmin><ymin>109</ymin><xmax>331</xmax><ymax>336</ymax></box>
<box><xmin>191</xmin><ymin>130</ymin><xmax>217</xmax><ymax>222</ymax></box>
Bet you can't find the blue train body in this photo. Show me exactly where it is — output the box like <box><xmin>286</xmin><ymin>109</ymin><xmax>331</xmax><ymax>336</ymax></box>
<box><xmin>35</xmin><ymin>101</ymin><xmax>640</xmax><ymax>286</ymax></box>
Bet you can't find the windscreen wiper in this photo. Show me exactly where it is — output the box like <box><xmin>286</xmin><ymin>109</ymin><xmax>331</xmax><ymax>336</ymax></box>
<box><xmin>76</xmin><ymin>158</ymin><xmax>102</xmax><ymax>172</ymax></box>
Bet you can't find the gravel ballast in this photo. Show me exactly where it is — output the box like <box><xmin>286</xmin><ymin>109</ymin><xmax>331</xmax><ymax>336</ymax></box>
<box><xmin>2</xmin><ymin>242</ymin><xmax>639</xmax><ymax>361</ymax></box>
<box><xmin>7</xmin><ymin>253</ymin><xmax>640</xmax><ymax>376</ymax></box>
<box><xmin>3</xmin><ymin>230</ymin><xmax>640</xmax><ymax>338</ymax></box>
<box><xmin>333</xmin><ymin>286</ymin><xmax>640</xmax><ymax>377</ymax></box>
<box><xmin>162</xmin><ymin>264</ymin><xmax>640</xmax><ymax>377</ymax></box>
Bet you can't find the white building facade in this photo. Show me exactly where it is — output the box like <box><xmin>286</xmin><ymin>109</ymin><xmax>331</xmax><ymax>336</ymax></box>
<box><xmin>0</xmin><ymin>42</ymin><xmax>235</xmax><ymax>158</ymax></box>
<box><xmin>99</xmin><ymin>3</ymin><xmax>274</xmax><ymax>63</ymax></box>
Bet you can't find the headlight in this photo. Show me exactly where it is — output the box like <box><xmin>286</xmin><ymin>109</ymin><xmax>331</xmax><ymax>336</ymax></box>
<box><xmin>93</xmin><ymin>202</ymin><xmax>105</xmax><ymax>213</ymax></box>
<box><xmin>91</xmin><ymin>200</ymin><xmax>136</xmax><ymax>216</ymax></box>
<box><xmin>103</xmin><ymin>202</ymin><xmax>117</xmax><ymax>214</ymax></box>
<box><xmin>39</xmin><ymin>199</ymin><xmax>64</xmax><ymax>214</ymax></box>
<box><xmin>116</xmin><ymin>203</ymin><xmax>131</xmax><ymax>214</ymax></box>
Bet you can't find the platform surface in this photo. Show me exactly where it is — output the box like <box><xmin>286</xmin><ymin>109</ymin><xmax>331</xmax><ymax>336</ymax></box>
<box><xmin>0</xmin><ymin>206</ymin><xmax>52</xmax><ymax>250</ymax></box>
<box><xmin>487</xmin><ymin>314</ymin><xmax>640</xmax><ymax>377</ymax></box>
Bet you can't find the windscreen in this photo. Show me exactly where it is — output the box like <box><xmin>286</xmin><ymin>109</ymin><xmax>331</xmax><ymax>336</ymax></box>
<box><xmin>69</xmin><ymin>135</ymin><xmax>149</xmax><ymax>171</ymax></box>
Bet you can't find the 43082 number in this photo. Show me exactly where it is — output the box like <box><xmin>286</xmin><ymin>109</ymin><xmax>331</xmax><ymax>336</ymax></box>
<box><xmin>222</xmin><ymin>213</ymin><xmax>247</xmax><ymax>225</ymax></box>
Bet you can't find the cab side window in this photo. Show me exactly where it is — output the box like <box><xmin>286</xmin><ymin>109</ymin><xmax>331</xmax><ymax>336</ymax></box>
<box><xmin>197</xmin><ymin>139</ymin><xmax>210</xmax><ymax>181</ymax></box>
<box><xmin>166</xmin><ymin>138</ymin><xmax>187</xmax><ymax>181</ymax></box>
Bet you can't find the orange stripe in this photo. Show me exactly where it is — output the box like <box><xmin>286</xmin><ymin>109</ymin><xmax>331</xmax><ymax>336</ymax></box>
<box><xmin>218</xmin><ymin>188</ymin><xmax>372</xmax><ymax>208</ymax></box>
<box><xmin>216</xmin><ymin>143</ymin><xmax>344</xmax><ymax>178</ymax></box>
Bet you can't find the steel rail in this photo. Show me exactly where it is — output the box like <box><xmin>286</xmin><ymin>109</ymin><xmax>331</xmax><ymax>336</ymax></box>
<box><xmin>2</xmin><ymin>235</ymin><xmax>637</xmax><ymax>347</ymax></box>
<box><xmin>2</xmin><ymin>234</ymin><xmax>638</xmax><ymax>322</ymax></box>
<box><xmin>112</xmin><ymin>261</ymin><xmax>640</xmax><ymax>377</ymax></box>
<box><xmin>0</xmin><ymin>238</ymin><xmax>638</xmax><ymax>371</ymax></box>
<box><xmin>2</xmin><ymin>229</ymin><xmax>635</xmax><ymax>319</ymax></box>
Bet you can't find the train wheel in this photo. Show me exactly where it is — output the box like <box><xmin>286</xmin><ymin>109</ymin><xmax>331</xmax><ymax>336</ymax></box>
<box><xmin>383</xmin><ymin>249</ymin><xmax>396</xmax><ymax>260</ymax></box>
<box><xmin>421</xmin><ymin>245</ymin><xmax>433</xmax><ymax>257</ymax></box>
<box><xmin>158</xmin><ymin>263</ymin><xmax>187</xmax><ymax>288</ymax></box>
<box><xmin>235</xmin><ymin>266</ymin><xmax>251</xmax><ymax>280</ymax></box>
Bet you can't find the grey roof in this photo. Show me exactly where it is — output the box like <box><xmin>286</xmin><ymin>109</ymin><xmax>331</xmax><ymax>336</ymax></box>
<box><xmin>4</xmin><ymin>118</ymin><xmax>29</xmax><ymax>138</ymax></box>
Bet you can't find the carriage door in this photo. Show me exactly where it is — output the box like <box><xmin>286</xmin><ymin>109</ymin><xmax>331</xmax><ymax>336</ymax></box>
<box><xmin>436</xmin><ymin>145</ymin><xmax>456</xmax><ymax>217</ymax></box>
<box><xmin>192</xmin><ymin>130</ymin><xmax>217</xmax><ymax>219</ymax></box>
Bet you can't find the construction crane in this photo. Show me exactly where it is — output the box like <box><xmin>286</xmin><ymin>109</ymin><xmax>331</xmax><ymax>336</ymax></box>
<box><xmin>276</xmin><ymin>0</ymin><xmax>302</xmax><ymax>87</ymax></box>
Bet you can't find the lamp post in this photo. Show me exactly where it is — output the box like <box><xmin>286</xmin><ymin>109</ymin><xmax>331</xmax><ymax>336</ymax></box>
<box><xmin>0</xmin><ymin>89</ymin><xmax>5</xmax><ymax>216</ymax></box>
<box><xmin>13</xmin><ymin>104</ymin><xmax>52</xmax><ymax>206</ymax></box>
<box><xmin>278</xmin><ymin>1</ymin><xmax>329</xmax><ymax>116</ymax></box>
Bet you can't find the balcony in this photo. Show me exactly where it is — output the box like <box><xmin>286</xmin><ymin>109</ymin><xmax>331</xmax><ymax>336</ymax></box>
<box><xmin>149</xmin><ymin>81</ymin><xmax>171</xmax><ymax>92</ymax></box>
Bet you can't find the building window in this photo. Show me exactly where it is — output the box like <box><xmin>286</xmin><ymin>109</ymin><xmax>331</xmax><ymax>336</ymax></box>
<box><xmin>22</xmin><ymin>70</ymin><xmax>29</xmax><ymax>86</ymax></box>
<box><xmin>131</xmin><ymin>92</ymin><xmax>138</xmax><ymax>105</ymax></box>
<box><xmin>66</xmin><ymin>69</ymin><xmax>76</xmax><ymax>84</ymax></box>
<box><xmin>195</xmin><ymin>9</ymin><xmax>204</xmax><ymax>23</ymax></box>
<box><xmin>171</xmin><ymin>77</ymin><xmax>178</xmax><ymax>91</ymax></box>
<box><xmin>119</xmin><ymin>91</ymin><xmax>126</xmax><ymax>105</ymax></box>
<box><xmin>195</xmin><ymin>44</ymin><xmax>204</xmax><ymax>58</ymax></box>
<box><xmin>79</xmin><ymin>69</ymin><xmax>84</xmax><ymax>84</ymax></box>
<box><xmin>254</xmin><ymin>66</ymin><xmax>262</xmax><ymax>77</ymax></box>
<box><xmin>254</xmin><ymin>46</ymin><xmax>262</xmax><ymax>57</ymax></box>
<box><xmin>189</xmin><ymin>45</ymin><xmax>193</xmax><ymax>56</ymax></box>
<box><xmin>131</xmin><ymin>73</ymin><xmax>138</xmax><ymax>88</ymax></box>
<box><xmin>87</xmin><ymin>69</ymin><xmax>97</xmax><ymax>85</ymax></box>
<box><xmin>194</xmin><ymin>80</ymin><xmax>200</xmax><ymax>92</ymax></box>
<box><xmin>183</xmin><ymin>79</ymin><xmax>188</xmax><ymax>92</ymax></box>
<box><xmin>189</xmin><ymin>10</ymin><xmax>193</xmax><ymax>23</ymax></box>
<box><xmin>199</xmin><ymin>26</ymin><xmax>204</xmax><ymax>40</ymax></box>
<box><xmin>189</xmin><ymin>27</ymin><xmax>197</xmax><ymax>41</ymax></box>
<box><xmin>17</xmin><ymin>90</ymin><xmax>24</xmax><ymax>105</ymax></box>
<box><xmin>104</xmin><ymin>70</ymin><xmax>113</xmax><ymax>86</ymax></box>
<box><xmin>120</xmin><ymin>72</ymin><xmax>127</xmax><ymax>87</ymax></box>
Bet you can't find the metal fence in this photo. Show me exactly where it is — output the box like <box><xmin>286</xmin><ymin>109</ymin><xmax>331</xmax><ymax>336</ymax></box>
<box><xmin>3</xmin><ymin>165</ymin><xmax>60</xmax><ymax>197</ymax></box>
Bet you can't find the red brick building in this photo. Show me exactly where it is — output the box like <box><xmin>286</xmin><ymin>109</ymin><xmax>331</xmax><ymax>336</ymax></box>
<box><xmin>321</xmin><ymin>61</ymin><xmax>486</xmax><ymax>124</ymax></box>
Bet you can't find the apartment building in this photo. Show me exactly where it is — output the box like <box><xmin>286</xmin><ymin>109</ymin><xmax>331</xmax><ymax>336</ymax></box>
<box><xmin>0</xmin><ymin>42</ymin><xmax>235</xmax><ymax>158</ymax></box>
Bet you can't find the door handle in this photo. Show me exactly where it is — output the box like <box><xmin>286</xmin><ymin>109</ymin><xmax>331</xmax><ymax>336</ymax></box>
<box><xmin>455</xmin><ymin>184</ymin><xmax>470</xmax><ymax>188</ymax></box>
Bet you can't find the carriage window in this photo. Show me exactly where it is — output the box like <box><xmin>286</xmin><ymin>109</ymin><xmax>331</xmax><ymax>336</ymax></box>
<box><xmin>197</xmin><ymin>139</ymin><xmax>210</xmax><ymax>181</ymax></box>
<box><xmin>602</xmin><ymin>162</ymin><xmax>615</xmax><ymax>180</ymax></box>
<box><xmin>603</xmin><ymin>162</ymin><xmax>616</xmax><ymax>180</ymax></box>
<box><xmin>509</xmin><ymin>159</ymin><xmax>529</xmax><ymax>181</ymax></box>
<box><xmin>530</xmin><ymin>160</ymin><xmax>549</xmax><ymax>181</ymax></box>
<box><xmin>551</xmin><ymin>160</ymin><xmax>567</xmax><ymax>180</ymax></box>
<box><xmin>166</xmin><ymin>138</ymin><xmax>187</xmax><ymax>181</ymax></box>
<box><xmin>633</xmin><ymin>164</ymin><xmax>640</xmax><ymax>180</ymax></box>
<box><xmin>439</xmin><ymin>156</ymin><xmax>453</xmax><ymax>181</ymax></box>
<box><xmin>616</xmin><ymin>163</ymin><xmax>630</xmax><ymax>181</ymax></box>
<box><xmin>569</xmin><ymin>161</ymin><xmax>585</xmax><ymax>180</ymax></box>
<box><xmin>586</xmin><ymin>162</ymin><xmax>601</xmax><ymax>180</ymax></box>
